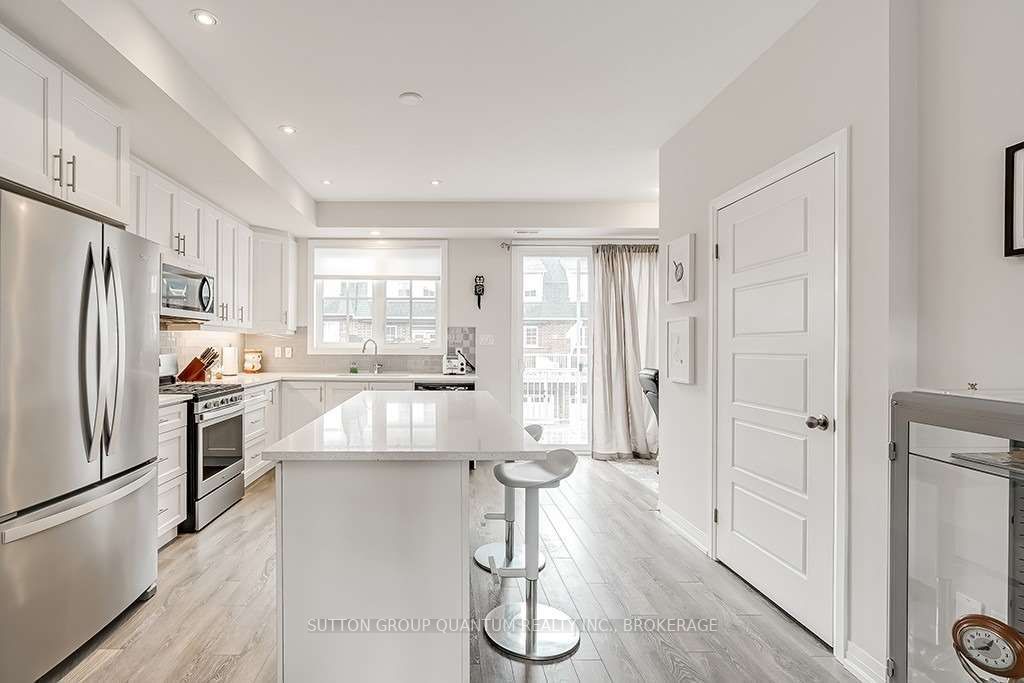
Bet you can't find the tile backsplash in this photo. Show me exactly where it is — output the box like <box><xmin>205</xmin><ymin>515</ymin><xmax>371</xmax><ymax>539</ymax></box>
<box><xmin>164</xmin><ymin>325</ymin><xmax>479</xmax><ymax>375</ymax></box>
<box><xmin>242</xmin><ymin>328</ymin><xmax>442</xmax><ymax>373</ymax></box>
<box><xmin>160</xmin><ymin>330</ymin><xmax>245</xmax><ymax>373</ymax></box>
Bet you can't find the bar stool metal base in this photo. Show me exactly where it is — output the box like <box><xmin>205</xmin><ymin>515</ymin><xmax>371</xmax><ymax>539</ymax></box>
<box><xmin>473</xmin><ymin>542</ymin><xmax>546</xmax><ymax>573</ymax></box>
<box><xmin>483</xmin><ymin>602</ymin><xmax>580</xmax><ymax>661</ymax></box>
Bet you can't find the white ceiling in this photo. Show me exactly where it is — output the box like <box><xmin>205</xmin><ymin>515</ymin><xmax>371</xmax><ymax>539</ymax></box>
<box><xmin>129</xmin><ymin>0</ymin><xmax>816</xmax><ymax>202</ymax></box>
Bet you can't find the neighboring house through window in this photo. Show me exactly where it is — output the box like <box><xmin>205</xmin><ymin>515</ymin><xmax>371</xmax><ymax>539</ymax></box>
<box><xmin>308</xmin><ymin>240</ymin><xmax>447</xmax><ymax>354</ymax></box>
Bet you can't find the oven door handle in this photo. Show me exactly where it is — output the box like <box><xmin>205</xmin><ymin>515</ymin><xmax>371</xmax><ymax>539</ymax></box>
<box><xmin>195</xmin><ymin>405</ymin><xmax>243</xmax><ymax>425</ymax></box>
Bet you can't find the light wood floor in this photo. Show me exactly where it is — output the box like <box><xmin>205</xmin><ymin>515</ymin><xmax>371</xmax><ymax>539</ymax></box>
<box><xmin>51</xmin><ymin>458</ymin><xmax>857</xmax><ymax>682</ymax></box>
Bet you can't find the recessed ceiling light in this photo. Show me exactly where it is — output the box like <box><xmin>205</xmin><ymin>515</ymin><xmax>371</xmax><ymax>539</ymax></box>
<box><xmin>398</xmin><ymin>92</ymin><xmax>423</xmax><ymax>106</ymax></box>
<box><xmin>370</xmin><ymin>230</ymin><xmax>381</xmax><ymax>236</ymax></box>
<box><xmin>321</xmin><ymin>179</ymin><xmax>332</xmax><ymax>185</ymax></box>
<box><xmin>278</xmin><ymin>124</ymin><xmax>297</xmax><ymax>135</ymax></box>
<box><xmin>191</xmin><ymin>9</ymin><xmax>219</xmax><ymax>26</ymax></box>
<box><xmin>430</xmin><ymin>179</ymin><xmax>443</xmax><ymax>186</ymax></box>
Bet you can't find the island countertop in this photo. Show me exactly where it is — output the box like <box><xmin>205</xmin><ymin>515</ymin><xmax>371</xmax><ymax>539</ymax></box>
<box><xmin>262</xmin><ymin>390</ymin><xmax>548</xmax><ymax>462</ymax></box>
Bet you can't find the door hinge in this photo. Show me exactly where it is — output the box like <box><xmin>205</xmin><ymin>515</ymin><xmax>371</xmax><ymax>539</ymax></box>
<box><xmin>888</xmin><ymin>441</ymin><xmax>897</xmax><ymax>462</ymax></box>
<box><xmin>885</xmin><ymin>658</ymin><xmax>896</xmax><ymax>680</ymax></box>
<box><xmin>713</xmin><ymin>508</ymin><xmax>718</xmax><ymax>524</ymax></box>
<box><xmin>714</xmin><ymin>243</ymin><xmax>720</xmax><ymax>260</ymax></box>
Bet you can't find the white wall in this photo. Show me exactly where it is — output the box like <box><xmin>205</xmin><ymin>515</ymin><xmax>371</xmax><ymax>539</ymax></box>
<box><xmin>446</xmin><ymin>241</ymin><xmax>512</xmax><ymax>412</ymax></box>
<box><xmin>658</xmin><ymin>0</ymin><xmax>903</xmax><ymax>674</ymax></box>
<box><xmin>916</xmin><ymin>1</ymin><xmax>1024</xmax><ymax>389</ymax></box>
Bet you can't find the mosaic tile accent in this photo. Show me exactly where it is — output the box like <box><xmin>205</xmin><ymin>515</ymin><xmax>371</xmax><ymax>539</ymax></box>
<box><xmin>447</xmin><ymin>326</ymin><xmax>476</xmax><ymax>367</ymax></box>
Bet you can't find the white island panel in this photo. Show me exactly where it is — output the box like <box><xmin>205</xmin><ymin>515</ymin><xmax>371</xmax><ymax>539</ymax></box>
<box><xmin>269</xmin><ymin>390</ymin><xmax>545</xmax><ymax>682</ymax></box>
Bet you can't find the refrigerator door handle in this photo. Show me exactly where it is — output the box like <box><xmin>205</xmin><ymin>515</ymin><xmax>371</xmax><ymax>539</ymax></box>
<box><xmin>104</xmin><ymin>245</ymin><xmax>127</xmax><ymax>447</ymax></box>
<box><xmin>0</xmin><ymin>468</ymin><xmax>154</xmax><ymax>544</ymax></box>
<box><xmin>82</xmin><ymin>242</ymin><xmax>109</xmax><ymax>464</ymax></box>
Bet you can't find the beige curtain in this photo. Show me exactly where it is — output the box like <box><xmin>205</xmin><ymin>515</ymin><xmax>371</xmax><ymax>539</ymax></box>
<box><xmin>591</xmin><ymin>244</ymin><xmax>658</xmax><ymax>460</ymax></box>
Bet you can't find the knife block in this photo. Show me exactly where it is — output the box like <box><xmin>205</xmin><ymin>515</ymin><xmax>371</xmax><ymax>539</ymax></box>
<box><xmin>177</xmin><ymin>357</ymin><xmax>207</xmax><ymax>382</ymax></box>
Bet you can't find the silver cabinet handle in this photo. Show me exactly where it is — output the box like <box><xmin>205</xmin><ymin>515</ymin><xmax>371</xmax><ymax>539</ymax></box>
<box><xmin>181</xmin><ymin>233</ymin><xmax>186</xmax><ymax>256</ymax></box>
<box><xmin>320</xmin><ymin>385</ymin><xmax>324</xmax><ymax>403</ymax></box>
<box><xmin>238</xmin><ymin>305</ymin><xmax>244</xmax><ymax>321</ymax></box>
<box><xmin>67</xmin><ymin>154</ymin><xmax>77</xmax><ymax>192</ymax></box>
<box><xmin>158</xmin><ymin>507</ymin><xmax>168</xmax><ymax>515</ymax></box>
<box><xmin>52</xmin><ymin>148</ymin><xmax>64</xmax><ymax>186</ymax></box>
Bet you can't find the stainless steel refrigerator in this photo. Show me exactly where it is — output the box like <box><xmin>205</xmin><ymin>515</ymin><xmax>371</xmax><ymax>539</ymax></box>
<box><xmin>0</xmin><ymin>188</ymin><xmax>160</xmax><ymax>682</ymax></box>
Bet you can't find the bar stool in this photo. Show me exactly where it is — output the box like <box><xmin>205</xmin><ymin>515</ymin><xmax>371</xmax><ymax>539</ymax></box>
<box><xmin>483</xmin><ymin>448</ymin><xmax>580</xmax><ymax>661</ymax></box>
<box><xmin>474</xmin><ymin>424</ymin><xmax>547</xmax><ymax>573</ymax></box>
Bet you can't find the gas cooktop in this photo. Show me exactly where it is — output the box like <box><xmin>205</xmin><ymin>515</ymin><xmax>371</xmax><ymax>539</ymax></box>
<box><xmin>159</xmin><ymin>382</ymin><xmax>242</xmax><ymax>400</ymax></box>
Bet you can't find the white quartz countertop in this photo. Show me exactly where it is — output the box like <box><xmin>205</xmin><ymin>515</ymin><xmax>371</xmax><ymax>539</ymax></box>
<box><xmin>263</xmin><ymin>390</ymin><xmax>547</xmax><ymax>462</ymax></box>
<box><xmin>207</xmin><ymin>371</ymin><xmax>477</xmax><ymax>389</ymax></box>
<box><xmin>158</xmin><ymin>394</ymin><xmax>190</xmax><ymax>407</ymax></box>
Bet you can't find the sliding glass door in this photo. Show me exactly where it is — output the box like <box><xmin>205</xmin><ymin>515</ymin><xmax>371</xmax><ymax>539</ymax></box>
<box><xmin>511</xmin><ymin>247</ymin><xmax>593</xmax><ymax>450</ymax></box>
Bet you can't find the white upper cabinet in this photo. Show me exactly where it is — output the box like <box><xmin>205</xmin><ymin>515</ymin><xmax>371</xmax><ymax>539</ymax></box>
<box><xmin>215</xmin><ymin>213</ymin><xmax>236</xmax><ymax>325</ymax></box>
<box><xmin>0</xmin><ymin>26</ymin><xmax>61</xmax><ymax>196</ymax></box>
<box><xmin>127</xmin><ymin>160</ymin><xmax>147</xmax><ymax>237</ymax></box>
<box><xmin>0</xmin><ymin>24</ymin><xmax>129</xmax><ymax>221</ymax></box>
<box><xmin>144</xmin><ymin>167</ymin><xmax>178</xmax><ymax>250</ymax></box>
<box><xmin>252</xmin><ymin>229</ymin><xmax>297</xmax><ymax>334</ymax></box>
<box><xmin>176</xmin><ymin>189</ymin><xmax>206</xmax><ymax>267</ymax></box>
<box><xmin>236</xmin><ymin>224</ymin><xmax>253</xmax><ymax>328</ymax></box>
<box><xmin>59</xmin><ymin>73</ymin><xmax>129</xmax><ymax>223</ymax></box>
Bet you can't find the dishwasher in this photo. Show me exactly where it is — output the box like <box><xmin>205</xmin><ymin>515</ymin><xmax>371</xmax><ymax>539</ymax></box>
<box><xmin>415</xmin><ymin>382</ymin><xmax>477</xmax><ymax>466</ymax></box>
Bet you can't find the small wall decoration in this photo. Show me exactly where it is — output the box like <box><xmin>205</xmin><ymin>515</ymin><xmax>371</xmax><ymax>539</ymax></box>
<box><xmin>667</xmin><ymin>233</ymin><xmax>695</xmax><ymax>303</ymax></box>
<box><xmin>1005</xmin><ymin>141</ymin><xmax>1024</xmax><ymax>255</ymax></box>
<box><xmin>667</xmin><ymin>317</ymin><xmax>695</xmax><ymax>384</ymax></box>
<box><xmin>474</xmin><ymin>275</ymin><xmax>485</xmax><ymax>309</ymax></box>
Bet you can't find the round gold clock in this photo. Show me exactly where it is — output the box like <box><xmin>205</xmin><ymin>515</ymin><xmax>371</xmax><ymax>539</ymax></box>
<box><xmin>953</xmin><ymin>614</ymin><xmax>1024</xmax><ymax>682</ymax></box>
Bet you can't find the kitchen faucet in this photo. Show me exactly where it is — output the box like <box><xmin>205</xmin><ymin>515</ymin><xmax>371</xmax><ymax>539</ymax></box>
<box><xmin>362</xmin><ymin>338</ymin><xmax>383</xmax><ymax>374</ymax></box>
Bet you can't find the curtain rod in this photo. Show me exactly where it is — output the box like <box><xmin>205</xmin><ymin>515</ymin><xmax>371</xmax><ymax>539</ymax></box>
<box><xmin>499</xmin><ymin>238</ymin><xmax>658</xmax><ymax>249</ymax></box>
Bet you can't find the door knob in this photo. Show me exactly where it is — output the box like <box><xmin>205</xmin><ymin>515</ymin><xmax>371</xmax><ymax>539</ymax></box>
<box><xmin>805</xmin><ymin>414</ymin><xmax>830</xmax><ymax>431</ymax></box>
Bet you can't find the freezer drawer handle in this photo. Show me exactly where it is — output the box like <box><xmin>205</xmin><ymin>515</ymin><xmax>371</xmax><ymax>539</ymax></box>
<box><xmin>1</xmin><ymin>469</ymin><xmax>154</xmax><ymax>544</ymax></box>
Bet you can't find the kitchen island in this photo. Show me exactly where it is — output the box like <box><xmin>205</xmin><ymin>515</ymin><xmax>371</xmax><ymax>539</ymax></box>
<box><xmin>262</xmin><ymin>390</ymin><xmax>547</xmax><ymax>682</ymax></box>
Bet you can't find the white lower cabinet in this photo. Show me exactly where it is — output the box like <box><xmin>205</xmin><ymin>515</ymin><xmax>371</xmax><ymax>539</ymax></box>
<box><xmin>157</xmin><ymin>473</ymin><xmax>187</xmax><ymax>548</ymax></box>
<box><xmin>157</xmin><ymin>425</ymin><xmax>187</xmax><ymax>486</ymax></box>
<box><xmin>243</xmin><ymin>382</ymin><xmax>279</xmax><ymax>487</ymax></box>
<box><xmin>325</xmin><ymin>384</ymin><xmax>361</xmax><ymax>411</ymax></box>
<box><xmin>281</xmin><ymin>381</ymin><xmax>325</xmax><ymax>437</ymax></box>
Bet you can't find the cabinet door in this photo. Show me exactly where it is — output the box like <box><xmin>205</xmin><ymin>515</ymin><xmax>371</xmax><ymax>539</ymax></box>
<box><xmin>60</xmin><ymin>73</ymin><xmax>130</xmax><ymax>223</ymax></box>
<box><xmin>325</xmin><ymin>383</ymin><xmax>362</xmax><ymax>411</ymax></box>
<box><xmin>286</xmin><ymin>236</ymin><xmax>298</xmax><ymax>331</ymax></box>
<box><xmin>127</xmin><ymin>160</ymin><xmax>147</xmax><ymax>237</ymax></box>
<box><xmin>281</xmin><ymin>381</ymin><xmax>324</xmax><ymax>437</ymax></box>
<box><xmin>0</xmin><ymin>26</ymin><xmax>61</xmax><ymax>196</ymax></box>
<box><xmin>145</xmin><ymin>169</ymin><xmax>177</xmax><ymax>250</ymax></box>
<box><xmin>215</xmin><ymin>213</ymin><xmax>235</xmax><ymax>325</ymax></box>
<box><xmin>235</xmin><ymin>224</ymin><xmax>252</xmax><ymax>327</ymax></box>
<box><xmin>200</xmin><ymin>203</ymin><xmax>218</xmax><ymax>275</ymax></box>
<box><xmin>265</xmin><ymin>382</ymin><xmax>280</xmax><ymax>443</ymax></box>
<box><xmin>177</xmin><ymin>190</ymin><xmax>204</xmax><ymax>265</ymax></box>
<box><xmin>157</xmin><ymin>427</ymin><xmax>187</xmax><ymax>486</ymax></box>
<box><xmin>253</xmin><ymin>232</ymin><xmax>287</xmax><ymax>332</ymax></box>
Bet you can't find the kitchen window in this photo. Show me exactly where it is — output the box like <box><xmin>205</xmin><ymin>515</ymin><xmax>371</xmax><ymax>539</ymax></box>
<box><xmin>308</xmin><ymin>241</ymin><xmax>447</xmax><ymax>354</ymax></box>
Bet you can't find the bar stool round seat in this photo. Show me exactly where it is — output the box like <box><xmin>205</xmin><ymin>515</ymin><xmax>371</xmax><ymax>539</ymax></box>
<box><xmin>473</xmin><ymin>424</ymin><xmax>547</xmax><ymax>574</ymax></box>
<box><xmin>484</xmin><ymin>448</ymin><xmax>580</xmax><ymax>662</ymax></box>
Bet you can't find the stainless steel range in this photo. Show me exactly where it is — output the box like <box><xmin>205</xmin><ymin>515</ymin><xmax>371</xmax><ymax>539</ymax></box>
<box><xmin>160</xmin><ymin>382</ymin><xmax>245</xmax><ymax>531</ymax></box>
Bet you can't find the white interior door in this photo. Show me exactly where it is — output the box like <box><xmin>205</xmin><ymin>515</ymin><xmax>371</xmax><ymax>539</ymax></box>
<box><xmin>511</xmin><ymin>246</ymin><xmax>592</xmax><ymax>448</ymax></box>
<box><xmin>715</xmin><ymin>154</ymin><xmax>836</xmax><ymax>644</ymax></box>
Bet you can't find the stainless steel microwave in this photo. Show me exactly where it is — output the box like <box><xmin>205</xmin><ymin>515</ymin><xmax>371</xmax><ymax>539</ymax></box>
<box><xmin>160</xmin><ymin>263</ymin><xmax>215</xmax><ymax>322</ymax></box>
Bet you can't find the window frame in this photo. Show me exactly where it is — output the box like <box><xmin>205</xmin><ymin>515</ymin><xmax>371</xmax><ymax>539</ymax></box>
<box><xmin>523</xmin><ymin>325</ymin><xmax>539</xmax><ymax>348</ymax></box>
<box><xmin>307</xmin><ymin>239</ymin><xmax>448</xmax><ymax>355</ymax></box>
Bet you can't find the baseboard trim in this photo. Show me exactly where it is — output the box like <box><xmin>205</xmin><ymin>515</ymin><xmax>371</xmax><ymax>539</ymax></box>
<box><xmin>659</xmin><ymin>503</ymin><xmax>710</xmax><ymax>556</ymax></box>
<box><xmin>244</xmin><ymin>460</ymin><xmax>274</xmax><ymax>487</ymax></box>
<box><xmin>840</xmin><ymin>641</ymin><xmax>886</xmax><ymax>683</ymax></box>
